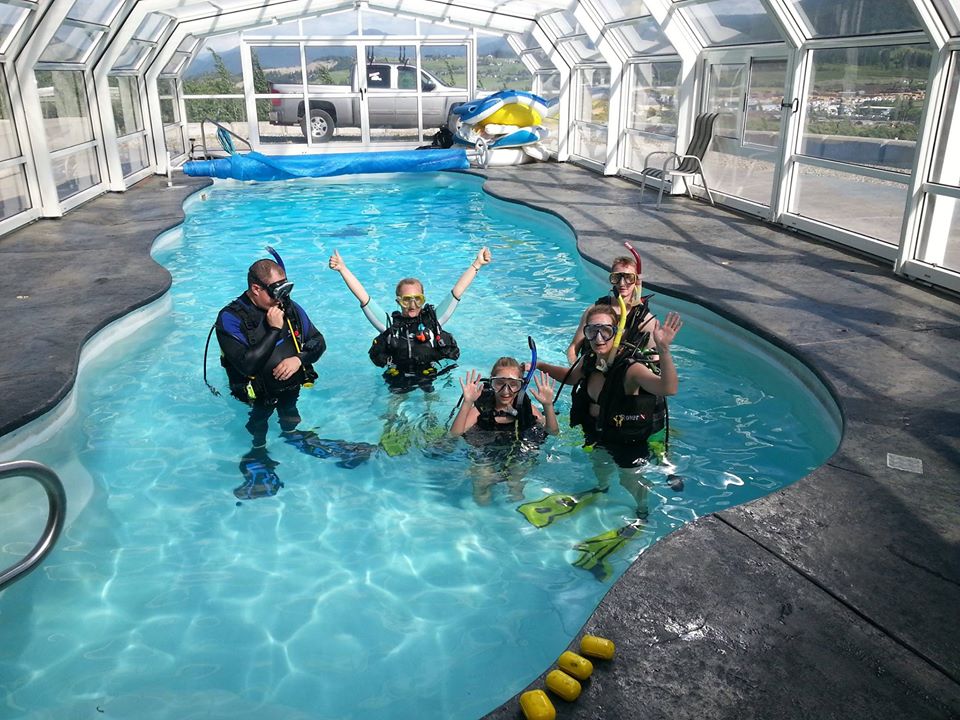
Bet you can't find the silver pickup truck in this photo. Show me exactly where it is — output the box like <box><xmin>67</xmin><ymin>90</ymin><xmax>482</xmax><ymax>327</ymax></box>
<box><xmin>268</xmin><ymin>62</ymin><xmax>468</xmax><ymax>141</ymax></box>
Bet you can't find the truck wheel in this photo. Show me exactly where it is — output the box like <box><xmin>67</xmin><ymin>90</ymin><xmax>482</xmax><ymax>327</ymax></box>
<box><xmin>301</xmin><ymin>109</ymin><xmax>335</xmax><ymax>142</ymax></box>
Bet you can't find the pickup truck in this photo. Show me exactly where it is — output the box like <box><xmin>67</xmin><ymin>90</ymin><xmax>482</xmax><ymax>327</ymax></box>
<box><xmin>268</xmin><ymin>62</ymin><xmax>468</xmax><ymax>141</ymax></box>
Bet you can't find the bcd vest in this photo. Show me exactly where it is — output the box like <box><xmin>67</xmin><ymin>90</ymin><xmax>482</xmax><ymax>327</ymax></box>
<box><xmin>368</xmin><ymin>304</ymin><xmax>459</xmax><ymax>372</ymax></box>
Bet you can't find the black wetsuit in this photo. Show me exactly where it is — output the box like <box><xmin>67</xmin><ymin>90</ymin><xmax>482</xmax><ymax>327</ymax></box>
<box><xmin>216</xmin><ymin>293</ymin><xmax>325</xmax><ymax>446</ymax></box>
<box><xmin>368</xmin><ymin>304</ymin><xmax>459</xmax><ymax>393</ymax></box>
<box><xmin>570</xmin><ymin>353</ymin><xmax>666</xmax><ymax>468</ymax></box>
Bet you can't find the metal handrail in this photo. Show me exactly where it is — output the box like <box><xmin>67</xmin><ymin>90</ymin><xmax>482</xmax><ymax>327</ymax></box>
<box><xmin>198</xmin><ymin>118</ymin><xmax>252</xmax><ymax>159</ymax></box>
<box><xmin>0</xmin><ymin>460</ymin><xmax>67</xmax><ymax>592</ymax></box>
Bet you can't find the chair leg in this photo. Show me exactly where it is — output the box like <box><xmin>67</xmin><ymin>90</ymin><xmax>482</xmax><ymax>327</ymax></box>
<box><xmin>699</xmin><ymin>172</ymin><xmax>716</xmax><ymax>205</ymax></box>
<box><xmin>639</xmin><ymin>173</ymin><xmax>647</xmax><ymax>204</ymax></box>
<box><xmin>656</xmin><ymin>177</ymin><xmax>666</xmax><ymax>210</ymax></box>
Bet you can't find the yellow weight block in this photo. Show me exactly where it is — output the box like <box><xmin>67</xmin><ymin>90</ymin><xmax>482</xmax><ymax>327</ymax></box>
<box><xmin>519</xmin><ymin>689</ymin><xmax>556</xmax><ymax>720</ymax></box>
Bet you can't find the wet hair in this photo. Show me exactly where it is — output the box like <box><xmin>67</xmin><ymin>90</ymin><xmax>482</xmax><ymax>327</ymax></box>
<box><xmin>584</xmin><ymin>303</ymin><xmax>619</xmax><ymax>326</ymax></box>
<box><xmin>247</xmin><ymin>259</ymin><xmax>283</xmax><ymax>289</ymax></box>
<box><xmin>610</xmin><ymin>256</ymin><xmax>638</xmax><ymax>273</ymax></box>
<box><xmin>395</xmin><ymin>277</ymin><xmax>424</xmax><ymax>296</ymax></box>
<box><xmin>490</xmin><ymin>356</ymin><xmax>522</xmax><ymax>377</ymax></box>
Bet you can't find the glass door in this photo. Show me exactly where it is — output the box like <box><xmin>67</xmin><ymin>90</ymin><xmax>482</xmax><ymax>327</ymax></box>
<box><xmin>701</xmin><ymin>52</ymin><xmax>790</xmax><ymax>216</ymax></box>
<box><xmin>302</xmin><ymin>44</ymin><xmax>366</xmax><ymax>146</ymax></box>
<box><xmin>363</xmin><ymin>44</ymin><xmax>421</xmax><ymax>144</ymax></box>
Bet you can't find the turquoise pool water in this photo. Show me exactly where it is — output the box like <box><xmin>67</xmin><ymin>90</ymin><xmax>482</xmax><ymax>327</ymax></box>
<box><xmin>0</xmin><ymin>173</ymin><xmax>840</xmax><ymax>720</ymax></box>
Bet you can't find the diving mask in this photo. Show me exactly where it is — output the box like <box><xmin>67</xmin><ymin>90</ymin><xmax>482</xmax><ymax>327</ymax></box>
<box><xmin>584</xmin><ymin>323</ymin><xmax>617</xmax><ymax>342</ymax></box>
<box><xmin>397</xmin><ymin>293</ymin><xmax>425</xmax><ymax>308</ymax></box>
<box><xmin>265</xmin><ymin>278</ymin><xmax>294</xmax><ymax>304</ymax></box>
<box><xmin>609</xmin><ymin>271</ymin><xmax>638</xmax><ymax>285</ymax></box>
<box><xmin>490</xmin><ymin>376</ymin><xmax>522</xmax><ymax>394</ymax></box>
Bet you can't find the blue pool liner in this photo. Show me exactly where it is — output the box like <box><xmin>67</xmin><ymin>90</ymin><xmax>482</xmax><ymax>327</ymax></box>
<box><xmin>183</xmin><ymin>149</ymin><xmax>469</xmax><ymax>181</ymax></box>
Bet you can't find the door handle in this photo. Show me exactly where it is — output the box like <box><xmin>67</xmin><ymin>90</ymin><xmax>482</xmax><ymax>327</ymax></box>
<box><xmin>780</xmin><ymin>98</ymin><xmax>799</xmax><ymax>114</ymax></box>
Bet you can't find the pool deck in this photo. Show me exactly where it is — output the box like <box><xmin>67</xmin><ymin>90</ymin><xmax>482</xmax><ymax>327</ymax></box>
<box><xmin>2</xmin><ymin>167</ymin><xmax>959</xmax><ymax>719</ymax></box>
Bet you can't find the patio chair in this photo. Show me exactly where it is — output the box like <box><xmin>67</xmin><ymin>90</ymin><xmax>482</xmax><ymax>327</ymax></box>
<box><xmin>639</xmin><ymin>112</ymin><xmax>719</xmax><ymax>210</ymax></box>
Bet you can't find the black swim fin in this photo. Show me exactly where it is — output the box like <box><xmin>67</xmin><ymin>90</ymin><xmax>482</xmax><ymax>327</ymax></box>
<box><xmin>284</xmin><ymin>430</ymin><xmax>378</xmax><ymax>469</ymax></box>
<box><xmin>571</xmin><ymin>519</ymin><xmax>645</xmax><ymax>582</ymax></box>
<box><xmin>516</xmin><ymin>488</ymin><xmax>605</xmax><ymax>528</ymax></box>
<box><xmin>235</xmin><ymin>449</ymin><xmax>283</xmax><ymax>500</ymax></box>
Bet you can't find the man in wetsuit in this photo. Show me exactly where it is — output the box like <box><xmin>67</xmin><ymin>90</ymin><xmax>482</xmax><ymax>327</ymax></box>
<box><xmin>216</xmin><ymin>259</ymin><xmax>326</xmax><ymax>498</ymax></box>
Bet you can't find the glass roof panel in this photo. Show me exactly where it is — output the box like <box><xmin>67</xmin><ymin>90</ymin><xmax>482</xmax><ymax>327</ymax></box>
<box><xmin>363</xmin><ymin>10</ymin><xmax>417</xmax><ymax>35</ymax></box>
<box><xmin>525</xmin><ymin>46</ymin><xmax>552</xmax><ymax>68</ymax></box>
<box><xmin>542</xmin><ymin>10</ymin><xmax>576</xmax><ymax>36</ymax></box>
<box><xmin>112</xmin><ymin>41</ymin><xmax>151</xmax><ymax>72</ymax></box>
<box><xmin>681</xmin><ymin>0</ymin><xmax>783</xmax><ymax>46</ymax></box>
<box><xmin>929</xmin><ymin>0</ymin><xmax>960</xmax><ymax>36</ymax></box>
<box><xmin>300</xmin><ymin>10</ymin><xmax>360</xmax><ymax>36</ymax></box>
<box><xmin>161</xmin><ymin>54</ymin><xmax>188</xmax><ymax>76</ymax></box>
<box><xmin>134</xmin><ymin>13</ymin><xmax>170</xmax><ymax>42</ymax></box>
<box><xmin>39</xmin><ymin>23</ymin><xmax>100</xmax><ymax>64</ymax></box>
<box><xmin>420</xmin><ymin>20</ymin><xmax>472</xmax><ymax>36</ymax></box>
<box><xmin>178</xmin><ymin>37</ymin><xmax>201</xmax><ymax>53</ymax></box>
<box><xmin>243</xmin><ymin>17</ymin><xmax>305</xmax><ymax>36</ymax></box>
<box><xmin>0</xmin><ymin>5</ymin><xmax>29</xmax><ymax>54</ymax></box>
<box><xmin>564</xmin><ymin>36</ymin><xmax>603</xmax><ymax>62</ymax></box>
<box><xmin>619</xmin><ymin>16</ymin><xmax>676</xmax><ymax>55</ymax></box>
<box><xmin>595</xmin><ymin>0</ymin><xmax>650</xmax><ymax>22</ymax></box>
<box><xmin>66</xmin><ymin>0</ymin><xmax>118</xmax><ymax>26</ymax></box>
<box><xmin>787</xmin><ymin>0</ymin><xmax>924</xmax><ymax>38</ymax></box>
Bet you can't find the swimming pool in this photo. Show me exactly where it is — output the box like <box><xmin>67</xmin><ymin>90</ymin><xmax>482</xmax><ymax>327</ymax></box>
<box><xmin>0</xmin><ymin>172</ymin><xmax>840</xmax><ymax>720</ymax></box>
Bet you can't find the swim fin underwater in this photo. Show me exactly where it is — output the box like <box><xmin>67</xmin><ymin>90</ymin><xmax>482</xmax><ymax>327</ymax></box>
<box><xmin>282</xmin><ymin>429</ymin><xmax>378</xmax><ymax>469</ymax></box>
<box><xmin>572</xmin><ymin>519</ymin><xmax>646</xmax><ymax>582</ymax></box>
<box><xmin>516</xmin><ymin>488</ymin><xmax>606</xmax><ymax>528</ymax></box>
<box><xmin>235</xmin><ymin>448</ymin><xmax>283</xmax><ymax>500</ymax></box>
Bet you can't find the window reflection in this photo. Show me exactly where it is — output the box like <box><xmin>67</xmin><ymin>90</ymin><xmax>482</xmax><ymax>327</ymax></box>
<box><xmin>109</xmin><ymin>76</ymin><xmax>143</xmax><ymax>138</ymax></box>
<box><xmin>35</xmin><ymin>69</ymin><xmax>93</xmax><ymax>152</ymax></box>
<box><xmin>682</xmin><ymin>0</ymin><xmax>783</xmax><ymax>46</ymax></box>
<box><xmin>788</xmin><ymin>0</ymin><xmax>922</xmax><ymax>38</ymax></box>
<box><xmin>802</xmin><ymin>45</ymin><xmax>931</xmax><ymax>173</ymax></box>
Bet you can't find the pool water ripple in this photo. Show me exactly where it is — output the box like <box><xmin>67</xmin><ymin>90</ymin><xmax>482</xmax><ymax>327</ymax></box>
<box><xmin>0</xmin><ymin>173</ymin><xmax>838</xmax><ymax>720</ymax></box>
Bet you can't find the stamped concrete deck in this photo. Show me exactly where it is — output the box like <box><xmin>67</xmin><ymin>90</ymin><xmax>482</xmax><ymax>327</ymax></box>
<box><xmin>1</xmin><ymin>167</ymin><xmax>958</xmax><ymax>719</ymax></box>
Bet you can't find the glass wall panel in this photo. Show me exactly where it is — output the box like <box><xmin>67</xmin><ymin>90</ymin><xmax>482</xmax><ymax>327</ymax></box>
<box><xmin>184</xmin><ymin>98</ymin><xmax>245</xmax><ymax>148</ymax></box>
<box><xmin>158</xmin><ymin>78</ymin><xmax>180</xmax><ymax>125</ymax></box>
<box><xmin>40</xmin><ymin>24</ymin><xmax>100</xmax><ymax>64</ymax></box>
<box><xmin>0</xmin><ymin>165</ymin><xmax>29</xmax><ymax>220</ymax></box>
<box><xmin>930</xmin><ymin>55</ymin><xmax>960</xmax><ymax>185</ymax></box>
<box><xmin>575</xmin><ymin>122</ymin><xmax>608</xmax><ymax>163</ymax></box>
<box><xmin>302</xmin><ymin>44</ymin><xmax>359</xmax><ymax>143</ymax></box>
<box><xmin>36</xmin><ymin>70</ymin><xmax>93</xmax><ymax>152</ymax></box>
<box><xmin>627</xmin><ymin>61</ymin><xmax>680</xmax><ymax>136</ymax></box>
<box><xmin>791</xmin><ymin>162</ymin><xmax>907</xmax><ymax>243</ymax></box>
<box><xmin>117</xmin><ymin>134</ymin><xmax>149</xmax><ymax>176</ymax></box>
<box><xmin>476</xmin><ymin>41</ymin><xmax>531</xmax><ymax>91</ymax></box>
<box><xmin>596</xmin><ymin>0</ymin><xmax>650</xmax><ymax>22</ymax></box>
<box><xmin>917</xmin><ymin>195</ymin><xmax>960</xmax><ymax>272</ymax></box>
<box><xmin>251</xmin><ymin>45</ymin><xmax>302</xmax><ymax>86</ymax></box>
<box><xmin>52</xmin><ymin>147</ymin><xmax>100</xmax><ymax>201</ymax></box>
<box><xmin>576</xmin><ymin>66</ymin><xmax>610</xmax><ymax>125</ymax></box>
<box><xmin>109</xmin><ymin>76</ymin><xmax>142</xmax><ymax>137</ymax></box>
<box><xmin>682</xmin><ymin>0</ymin><xmax>783</xmax><ymax>46</ymax></box>
<box><xmin>539</xmin><ymin>72</ymin><xmax>561</xmax><ymax>153</ymax></box>
<box><xmin>0</xmin><ymin>71</ymin><xmax>21</xmax><ymax>160</ymax></box>
<box><xmin>745</xmin><ymin>58</ymin><xmax>786</xmax><ymax>147</ymax></box>
<box><xmin>802</xmin><ymin>45</ymin><xmax>931</xmax><ymax>174</ymax></box>
<box><xmin>366</xmin><ymin>48</ymin><xmax>421</xmax><ymax>143</ymax></box>
<box><xmin>706</xmin><ymin>63</ymin><xmax>745</xmax><ymax>138</ymax></box>
<box><xmin>702</xmin><ymin>139</ymin><xmax>776</xmax><ymax>205</ymax></box>
<box><xmin>164</xmin><ymin>124</ymin><xmax>184</xmax><ymax>156</ymax></box>
<box><xmin>619</xmin><ymin>18</ymin><xmax>675</xmax><ymax>56</ymax></box>
<box><xmin>788</xmin><ymin>0</ymin><xmax>923</xmax><ymax>38</ymax></box>
<box><xmin>625</xmin><ymin>133</ymin><xmax>674</xmax><ymax>171</ymax></box>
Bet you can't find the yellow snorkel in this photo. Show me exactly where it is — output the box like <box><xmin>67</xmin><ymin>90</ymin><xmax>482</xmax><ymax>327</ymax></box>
<box><xmin>612</xmin><ymin>293</ymin><xmax>628</xmax><ymax>350</ymax></box>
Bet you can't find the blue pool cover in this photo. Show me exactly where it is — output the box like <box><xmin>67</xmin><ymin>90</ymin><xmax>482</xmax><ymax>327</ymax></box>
<box><xmin>183</xmin><ymin>149</ymin><xmax>469</xmax><ymax>181</ymax></box>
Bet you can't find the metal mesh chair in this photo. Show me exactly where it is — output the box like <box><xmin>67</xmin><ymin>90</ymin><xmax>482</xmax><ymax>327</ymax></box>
<box><xmin>639</xmin><ymin>112</ymin><xmax>719</xmax><ymax>210</ymax></box>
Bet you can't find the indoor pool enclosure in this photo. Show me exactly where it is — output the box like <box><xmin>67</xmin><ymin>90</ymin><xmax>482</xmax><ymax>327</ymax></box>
<box><xmin>2</xmin><ymin>0</ymin><xmax>959</xmax><ymax>718</ymax></box>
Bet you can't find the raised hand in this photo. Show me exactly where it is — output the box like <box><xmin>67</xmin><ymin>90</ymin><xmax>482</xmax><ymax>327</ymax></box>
<box><xmin>328</xmin><ymin>249</ymin><xmax>345</xmax><ymax>272</ymax></box>
<box><xmin>459</xmin><ymin>369</ymin><xmax>484</xmax><ymax>403</ymax></box>
<box><xmin>475</xmin><ymin>247</ymin><xmax>492</xmax><ymax>267</ymax></box>
<box><xmin>530</xmin><ymin>371</ymin><xmax>556</xmax><ymax>408</ymax></box>
<box><xmin>654</xmin><ymin>311</ymin><xmax>682</xmax><ymax>350</ymax></box>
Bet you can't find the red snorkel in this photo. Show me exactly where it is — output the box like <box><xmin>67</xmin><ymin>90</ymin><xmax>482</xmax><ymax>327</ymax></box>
<box><xmin>623</xmin><ymin>241</ymin><xmax>642</xmax><ymax>276</ymax></box>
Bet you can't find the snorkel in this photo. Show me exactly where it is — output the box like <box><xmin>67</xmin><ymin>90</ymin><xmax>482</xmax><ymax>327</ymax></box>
<box><xmin>623</xmin><ymin>241</ymin><xmax>643</xmax><ymax>305</ymax></box>
<box><xmin>612</xmin><ymin>294</ymin><xmax>628</xmax><ymax>350</ymax></box>
<box><xmin>519</xmin><ymin>335</ymin><xmax>537</xmax><ymax>401</ymax></box>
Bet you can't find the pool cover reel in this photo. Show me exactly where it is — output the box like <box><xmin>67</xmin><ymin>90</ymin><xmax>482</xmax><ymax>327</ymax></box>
<box><xmin>183</xmin><ymin>149</ymin><xmax>469</xmax><ymax>181</ymax></box>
